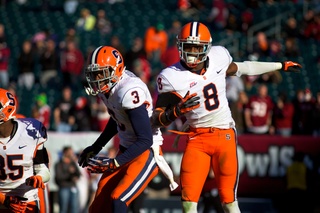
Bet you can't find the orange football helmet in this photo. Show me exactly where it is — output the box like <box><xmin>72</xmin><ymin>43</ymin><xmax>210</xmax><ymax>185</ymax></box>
<box><xmin>0</xmin><ymin>88</ymin><xmax>17</xmax><ymax>124</ymax></box>
<box><xmin>177</xmin><ymin>22</ymin><xmax>212</xmax><ymax>68</ymax></box>
<box><xmin>85</xmin><ymin>46</ymin><xmax>125</xmax><ymax>96</ymax></box>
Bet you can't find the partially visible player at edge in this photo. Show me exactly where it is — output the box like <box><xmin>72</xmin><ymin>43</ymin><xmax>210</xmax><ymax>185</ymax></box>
<box><xmin>0</xmin><ymin>88</ymin><xmax>50</xmax><ymax>213</ymax></box>
<box><xmin>151</xmin><ymin>21</ymin><xmax>302</xmax><ymax>213</ymax></box>
<box><xmin>78</xmin><ymin>46</ymin><xmax>177</xmax><ymax>213</ymax></box>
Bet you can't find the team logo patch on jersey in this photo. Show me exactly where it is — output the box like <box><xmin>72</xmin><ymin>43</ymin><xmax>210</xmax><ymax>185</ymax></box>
<box><xmin>190</xmin><ymin>81</ymin><xmax>197</xmax><ymax>88</ymax></box>
<box><xmin>226</xmin><ymin>134</ymin><xmax>231</xmax><ymax>140</ymax></box>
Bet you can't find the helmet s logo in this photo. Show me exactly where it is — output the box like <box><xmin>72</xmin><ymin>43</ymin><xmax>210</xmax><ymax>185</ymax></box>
<box><xmin>7</xmin><ymin>93</ymin><xmax>16</xmax><ymax>107</ymax></box>
<box><xmin>112</xmin><ymin>50</ymin><xmax>122</xmax><ymax>65</ymax></box>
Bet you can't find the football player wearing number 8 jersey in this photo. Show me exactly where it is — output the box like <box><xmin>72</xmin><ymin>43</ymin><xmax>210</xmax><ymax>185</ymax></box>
<box><xmin>78</xmin><ymin>46</ymin><xmax>177</xmax><ymax>213</ymax></box>
<box><xmin>0</xmin><ymin>88</ymin><xmax>50</xmax><ymax>213</ymax></box>
<box><xmin>151</xmin><ymin>22</ymin><xmax>302</xmax><ymax>213</ymax></box>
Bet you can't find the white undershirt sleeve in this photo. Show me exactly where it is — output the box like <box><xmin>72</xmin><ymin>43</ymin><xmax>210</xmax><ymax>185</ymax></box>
<box><xmin>34</xmin><ymin>164</ymin><xmax>50</xmax><ymax>183</ymax></box>
<box><xmin>235</xmin><ymin>61</ymin><xmax>283</xmax><ymax>77</ymax></box>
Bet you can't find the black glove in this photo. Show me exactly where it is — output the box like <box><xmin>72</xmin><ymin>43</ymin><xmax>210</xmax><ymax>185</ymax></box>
<box><xmin>166</xmin><ymin>91</ymin><xmax>200</xmax><ymax>121</ymax></box>
<box><xmin>78</xmin><ymin>145</ymin><xmax>103</xmax><ymax>167</ymax></box>
<box><xmin>281</xmin><ymin>61</ymin><xmax>302</xmax><ymax>73</ymax></box>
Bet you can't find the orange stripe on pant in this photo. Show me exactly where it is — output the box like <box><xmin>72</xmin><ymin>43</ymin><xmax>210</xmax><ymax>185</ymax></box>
<box><xmin>89</xmin><ymin>149</ymin><xmax>159</xmax><ymax>213</ymax></box>
<box><xmin>180</xmin><ymin>128</ymin><xmax>239</xmax><ymax>204</ymax></box>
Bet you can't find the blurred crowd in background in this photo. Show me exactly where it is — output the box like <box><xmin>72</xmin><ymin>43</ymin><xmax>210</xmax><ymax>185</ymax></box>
<box><xmin>0</xmin><ymin>0</ymin><xmax>319</xmax><ymax>137</ymax></box>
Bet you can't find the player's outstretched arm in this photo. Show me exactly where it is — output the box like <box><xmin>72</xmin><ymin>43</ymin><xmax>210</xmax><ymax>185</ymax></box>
<box><xmin>232</xmin><ymin>61</ymin><xmax>302</xmax><ymax>77</ymax></box>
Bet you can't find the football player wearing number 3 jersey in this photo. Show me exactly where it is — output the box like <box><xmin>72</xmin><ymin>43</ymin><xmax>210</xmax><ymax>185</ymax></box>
<box><xmin>78</xmin><ymin>46</ymin><xmax>178</xmax><ymax>213</ymax></box>
<box><xmin>151</xmin><ymin>22</ymin><xmax>302</xmax><ymax>213</ymax></box>
<box><xmin>0</xmin><ymin>88</ymin><xmax>50</xmax><ymax>213</ymax></box>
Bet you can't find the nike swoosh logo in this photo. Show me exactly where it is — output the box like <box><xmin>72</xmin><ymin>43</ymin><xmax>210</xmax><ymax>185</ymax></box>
<box><xmin>19</xmin><ymin>145</ymin><xmax>27</xmax><ymax>149</ymax></box>
<box><xmin>217</xmin><ymin>69</ymin><xmax>222</xmax><ymax>74</ymax></box>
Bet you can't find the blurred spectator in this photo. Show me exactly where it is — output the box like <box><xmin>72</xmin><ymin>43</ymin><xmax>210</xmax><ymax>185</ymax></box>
<box><xmin>177</xmin><ymin>0</ymin><xmax>192</xmax><ymax>17</ymax></box>
<box><xmin>17</xmin><ymin>40</ymin><xmax>36</xmax><ymax>90</ymax></box>
<box><xmin>90</xmin><ymin>98</ymin><xmax>110</xmax><ymax>132</ymax></box>
<box><xmin>55</xmin><ymin>146</ymin><xmax>81</xmax><ymax>213</ymax></box>
<box><xmin>132</xmin><ymin>58</ymin><xmax>151</xmax><ymax>84</ymax></box>
<box><xmin>292</xmin><ymin>88</ymin><xmax>315</xmax><ymax>135</ymax></box>
<box><xmin>268</xmin><ymin>40</ymin><xmax>283</xmax><ymax>60</ymax></box>
<box><xmin>53</xmin><ymin>86</ymin><xmax>75</xmax><ymax>132</ymax></box>
<box><xmin>0</xmin><ymin>41</ymin><xmax>10</xmax><ymax>89</ymax></box>
<box><xmin>110</xmin><ymin>35</ymin><xmax>126</xmax><ymax>55</ymax></box>
<box><xmin>32</xmin><ymin>29</ymin><xmax>58</xmax><ymax>57</ymax></box>
<box><xmin>240</xmin><ymin>9</ymin><xmax>254</xmax><ymax>34</ymax></box>
<box><xmin>0</xmin><ymin>23</ymin><xmax>6</xmax><ymax>43</ymax></box>
<box><xmin>60</xmin><ymin>27</ymin><xmax>80</xmax><ymax>50</ymax></box>
<box><xmin>256</xmin><ymin>70</ymin><xmax>282</xmax><ymax>85</ymax></box>
<box><xmin>207</xmin><ymin>0</ymin><xmax>229</xmax><ymax>31</ymax></box>
<box><xmin>144</xmin><ymin>22</ymin><xmax>168</xmax><ymax>64</ymax></box>
<box><xmin>95</xmin><ymin>9</ymin><xmax>112</xmax><ymax>35</ymax></box>
<box><xmin>282</xmin><ymin>17</ymin><xmax>302</xmax><ymax>39</ymax></box>
<box><xmin>32</xmin><ymin>93</ymin><xmax>51</xmax><ymax>130</ymax></box>
<box><xmin>76</xmin><ymin>8</ymin><xmax>96</xmax><ymax>32</ymax></box>
<box><xmin>226</xmin><ymin>76</ymin><xmax>246</xmax><ymax>134</ymax></box>
<box><xmin>60</xmin><ymin>40</ymin><xmax>84</xmax><ymax>88</ymax></box>
<box><xmin>285</xmin><ymin>152</ymin><xmax>308</xmax><ymax>213</ymax></box>
<box><xmin>252</xmin><ymin>31</ymin><xmax>270</xmax><ymax>58</ymax></box>
<box><xmin>39</xmin><ymin>38</ymin><xmax>60</xmax><ymax>88</ymax></box>
<box><xmin>244</xmin><ymin>84</ymin><xmax>274</xmax><ymax>134</ymax></box>
<box><xmin>312</xmin><ymin>91</ymin><xmax>320</xmax><ymax>136</ymax></box>
<box><xmin>284</xmin><ymin>37</ymin><xmax>300</xmax><ymax>58</ymax></box>
<box><xmin>225</xmin><ymin>13</ymin><xmax>240</xmax><ymax>34</ymax></box>
<box><xmin>177</xmin><ymin>0</ymin><xmax>205</xmax><ymax>18</ymax></box>
<box><xmin>303</xmin><ymin>12</ymin><xmax>320</xmax><ymax>41</ymax></box>
<box><xmin>124</xmin><ymin>37</ymin><xmax>147</xmax><ymax>71</ymax></box>
<box><xmin>272</xmin><ymin>92</ymin><xmax>294</xmax><ymax>137</ymax></box>
<box><xmin>167</xmin><ymin>20</ymin><xmax>182</xmax><ymax>41</ymax></box>
<box><xmin>64</xmin><ymin>0</ymin><xmax>79</xmax><ymax>15</ymax></box>
<box><xmin>292</xmin><ymin>89</ymin><xmax>305</xmax><ymax>135</ymax></box>
<box><xmin>72</xmin><ymin>96</ymin><xmax>93</xmax><ymax>131</ymax></box>
<box><xmin>160</xmin><ymin>38</ymin><xmax>180</xmax><ymax>68</ymax></box>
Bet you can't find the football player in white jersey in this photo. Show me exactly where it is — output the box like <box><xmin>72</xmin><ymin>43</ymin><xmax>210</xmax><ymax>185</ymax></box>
<box><xmin>78</xmin><ymin>46</ymin><xmax>177</xmax><ymax>213</ymax></box>
<box><xmin>0</xmin><ymin>88</ymin><xmax>50</xmax><ymax>213</ymax></box>
<box><xmin>151</xmin><ymin>22</ymin><xmax>302</xmax><ymax>213</ymax></box>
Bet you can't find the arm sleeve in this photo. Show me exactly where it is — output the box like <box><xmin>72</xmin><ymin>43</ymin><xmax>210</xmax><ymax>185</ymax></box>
<box><xmin>115</xmin><ymin>104</ymin><xmax>153</xmax><ymax>165</ymax></box>
<box><xmin>34</xmin><ymin>164</ymin><xmax>50</xmax><ymax>183</ymax></box>
<box><xmin>235</xmin><ymin>61</ymin><xmax>282</xmax><ymax>77</ymax></box>
<box><xmin>33</xmin><ymin>147</ymin><xmax>50</xmax><ymax>183</ymax></box>
<box><xmin>93</xmin><ymin>117</ymin><xmax>118</xmax><ymax>148</ymax></box>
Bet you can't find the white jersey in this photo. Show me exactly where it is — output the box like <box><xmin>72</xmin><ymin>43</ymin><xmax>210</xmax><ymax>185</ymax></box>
<box><xmin>0</xmin><ymin>118</ymin><xmax>47</xmax><ymax>201</ymax></box>
<box><xmin>98</xmin><ymin>70</ymin><xmax>163</xmax><ymax>148</ymax></box>
<box><xmin>157</xmin><ymin>46</ymin><xmax>235</xmax><ymax>129</ymax></box>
